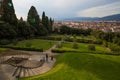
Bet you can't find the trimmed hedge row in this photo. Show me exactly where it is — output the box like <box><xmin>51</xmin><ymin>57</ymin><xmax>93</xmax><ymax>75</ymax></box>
<box><xmin>0</xmin><ymin>45</ymin><xmax>43</xmax><ymax>52</ymax></box>
<box><xmin>39</xmin><ymin>36</ymin><xmax>102</xmax><ymax>45</ymax></box>
<box><xmin>52</xmin><ymin>48</ymin><xmax>120</xmax><ymax>55</ymax></box>
<box><xmin>52</xmin><ymin>48</ymin><xmax>91</xmax><ymax>53</ymax></box>
<box><xmin>39</xmin><ymin>36</ymin><xmax>62</xmax><ymax>41</ymax></box>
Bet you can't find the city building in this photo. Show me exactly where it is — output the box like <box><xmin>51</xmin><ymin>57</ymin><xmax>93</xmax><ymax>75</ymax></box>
<box><xmin>53</xmin><ymin>21</ymin><xmax>120</xmax><ymax>32</ymax></box>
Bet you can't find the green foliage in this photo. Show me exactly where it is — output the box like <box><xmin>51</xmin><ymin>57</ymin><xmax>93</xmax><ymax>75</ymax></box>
<box><xmin>27</xmin><ymin>6</ymin><xmax>48</xmax><ymax>36</ymax></box>
<box><xmin>56</xmin><ymin>42</ymin><xmax>62</xmax><ymax>48</ymax></box>
<box><xmin>59</xmin><ymin>25</ymin><xmax>92</xmax><ymax>36</ymax></box>
<box><xmin>1</xmin><ymin>0</ymin><xmax>17</xmax><ymax>25</ymax></box>
<box><xmin>108</xmin><ymin>43</ymin><xmax>120</xmax><ymax>52</ymax></box>
<box><xmin>92</xmin><ymin>30</ymin><xmax>120</xmax><ymax>46</ymax></box>
<box><xmin>0</xmin><ymin>23</ymin><xmax>17</xmax><ymax>39</ymax></box>
<box><xmin>0</xmin><ymin>39</ymin><xmax>11</xmax><ymax>45</ymax></box>
<box><xmin>88</xmin><ymin>44</ymin><xmax>96</xmax><ymax>51</ymax></box>
<box><xmin>103</xmin><ymin>41</ymin><xmax>108</xmax><ymax>47</ymax></box>
<box><xmin>27</xmin><ymin>6</ymin><xmax>39</xmax><ymax>25</ymax></box>
<box><xmin>17</xmin><ymin>21</ymin><xmax>34</xmax><ymax>38</ymax></box>
<box><xmin>72</xmin><ymin>42</ymin><xmax>78</xmax><ymax>49</ymax></box>
<box><xmin>42</xmin><ymin>12</ymin><xmax>53</xmax><ymax>33</ymax></box>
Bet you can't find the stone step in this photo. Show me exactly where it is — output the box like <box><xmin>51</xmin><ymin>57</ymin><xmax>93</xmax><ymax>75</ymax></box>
<box><xmin>24</xmin><ymin>69</ymin><xmax>29</xmax><ymax>77</ymax></box>
<box><xmin>12</xmin><ymin>67</ymin><xmax>20</xmax><ymax>77</ymax></box>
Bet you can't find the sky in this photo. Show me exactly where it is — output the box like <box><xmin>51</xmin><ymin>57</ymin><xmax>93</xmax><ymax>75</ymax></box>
<box><xmin>12</xmin><ymin>0</ymin><xmax>120</xmax><ymax>20</ymax></box>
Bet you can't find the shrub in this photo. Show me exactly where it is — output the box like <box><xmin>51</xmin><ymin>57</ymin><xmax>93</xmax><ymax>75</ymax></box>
<box><xmin>103</xmin><ymin>41</ymin><xmax>108</xmax><ymax>47</ymax></box>
<box><xmin>72</xmin><ymin>42</ymin><xmax>78</xmax><ymax>49</ymax></box>
<box><xmin>56</xmin><ymin>42</ymin><xmax>62</xmax><ymax>48</ymax></box>
<box><xmin>0</xmin><ymin>39</ymin><xmax>11</xmax><ymax>45</ymax></box>
<box><xmin>93</xmin><ymin>39</ymin><xmax>103</xmax><ymax>44</ymax></box>
<box><xmin>88</xmin><ymin>44</ymin><xmax>96</xmax><ymax>51</ymax></box>
<box><xmin>108</xmin><ymin>43</ymin><xmax>120</xmax><ymax>52</ymax></box>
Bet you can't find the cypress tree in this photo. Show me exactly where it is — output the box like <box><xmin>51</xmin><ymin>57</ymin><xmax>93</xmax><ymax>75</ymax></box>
<box><xmin>27</xmin><ymin>6</ymin><xmax>40</xmax><ymax>25</ymax></box>
<box><xmin>27</xmin><ymin>6</ymin><xmax>48</xmax><ymax>36</ymax></box>
<box><xmin>42</xmin><ymin>11</ymin><xmax>46</xmax><ymax>27</ymax></box>
<box><xmin>1</xmin><ymin>0</ymin><xmax>17</xmax><ymax>25</ymax></box>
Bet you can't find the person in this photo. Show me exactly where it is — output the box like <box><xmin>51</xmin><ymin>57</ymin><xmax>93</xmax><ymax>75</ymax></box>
<box><xmin>45</xmin><ymin>53</ymin><xmax>48</xmax><ymax>62</ymax></box>
<box><xmin>51</xmin><ymin>55</ymin><xmax>54</xmax><ymax>61</ymax></box>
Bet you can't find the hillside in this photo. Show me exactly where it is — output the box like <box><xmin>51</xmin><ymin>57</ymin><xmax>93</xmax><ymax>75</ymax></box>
<box><xmin>63</xmin><ymin>14</ymin><xmax>120</xmax><ymax>21</ymax></box>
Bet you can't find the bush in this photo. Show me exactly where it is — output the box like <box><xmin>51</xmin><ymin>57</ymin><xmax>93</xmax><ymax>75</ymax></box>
<box><xmin>108</xmin><ymin>43</ymin><xmax>120</xmax><ymax>52</ymax></box>
<box><xmin>72</xmin><ymin>42</ymin><xmax>78</xmax><ymax>49</ymax></box>
<box><xmin>93</xmin><ymin>39</ymin><xmax>103</xmax><ymax>44</ymax></box>
<box><xmin>0</xmin><ymin>39</ymin><xmax>11</xmax><ymax>45</ymax></box>
<box><xmin>103</xmin><ymin>41</ymin><xmax>108</xmax><ymax>47</ymax></box>
<box><xmin>56</xmin><ymin>42</ymin><xmax>62</xmax><ymax>48</ymax></box>
<box><xmin>88</xmin><ymin>44</ymin><xmax>96</xmax><ymax>51</ymax></box>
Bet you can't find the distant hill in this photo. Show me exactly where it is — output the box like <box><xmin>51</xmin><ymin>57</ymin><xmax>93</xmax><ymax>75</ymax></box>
<box><xmin>100</xmin><ymin>14</ymin><xmax>120</xmax><ymax>21</ymax></box>
<box><xmin>63</xmin><ymin>14</ymin><xmax>120</xmax><ymax>21</ymax></box>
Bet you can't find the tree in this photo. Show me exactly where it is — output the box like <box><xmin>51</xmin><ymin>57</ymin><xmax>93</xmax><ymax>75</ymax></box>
<box><xmin>72</xmin><ymin>36</ymin><xmax>78</xmax><ymax>49</ymax></box>
<box><xmin>20</xmin><ymin>17</ymin><xmax>23</xmax><ymax>21</ymax></box>
<box><xmin>27</xmin><ymin>6</ymin><xmax>40</xmax><ymax>25</ymax></box>
<box><xmin>1</xmin><ymin>0</ymin><xmax>17</xmax><ymax>25</ymax></box>
<box><xmin>0</xmin><ymin>23</ymin><xmax>17</xmax><ymax>39</ymax></box>
<box><xmin>42</xmin><ymin>12</ymin><xmax>53</xmax><ymax>33</ymax></box>
<box><xmin>49</xmin><ymin>18</ymin><xmax>54</xmax><ymax>33</ymax></box>
<box><xmin>17</xmin><ymin>21</ymin><xmax>33</xmax><ymax>38</ymax></box>
<box><xmin>27</xmin><ymin>6</ymin><xmax>48</xmax><ymax>36</ymax></box>
<box><xmin>42</xmin><ymin>11</ymin><xmax>46</xmax><ymax>27</ymax></box>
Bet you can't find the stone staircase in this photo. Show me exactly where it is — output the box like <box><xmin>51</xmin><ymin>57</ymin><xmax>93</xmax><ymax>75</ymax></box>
<box><xmin>11</xmin><ymin>58</ymin><xmax>55</xmax><ymax>78</ymax></box>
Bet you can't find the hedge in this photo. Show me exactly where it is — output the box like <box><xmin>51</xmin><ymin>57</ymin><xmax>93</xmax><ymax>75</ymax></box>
<box><xmin>39</xmin><ymin>36</ymin><xmax>103</xmax><ymax>45</ymax></box>
<box><xmin>0</xmin><ymin>45</ymin><xmax>43</xmax><ymax>52</ymax></box>
<box><xmin>52</xmin><ymin>48</ymin><xmax>120</xmax><ymax>55</ymax></box>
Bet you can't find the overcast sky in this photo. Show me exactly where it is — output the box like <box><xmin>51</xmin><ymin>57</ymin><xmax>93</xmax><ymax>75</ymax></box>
<box><xmin>12</xmin><ymin>0</ymin><xmax>120</xmax><ymax>20</ymax></box>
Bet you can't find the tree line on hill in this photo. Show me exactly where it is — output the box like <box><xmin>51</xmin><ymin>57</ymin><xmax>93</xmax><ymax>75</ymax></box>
<box><xmin>0</xmin><ymin>0</ymin><xmax>53</xmax><ymax>40</ymax></box>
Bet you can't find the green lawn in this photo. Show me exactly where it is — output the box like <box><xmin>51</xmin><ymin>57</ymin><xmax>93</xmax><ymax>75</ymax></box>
<box><xmin>62</xmin><ymin>42</ymin><xmax>109</xmax><ymax>52</ymax></box>
<box><xmin>21</xmin><ymin>52</ymin><xmax>120</xmax><ymax>80</ymax></box>
<box><xmin>0</xmin><ymin>48</ymin><xmax>7</xmax><ymax>51</ymax></box>
<box><xmin>12</xmin><ymin>39</ymin><xmax>57</xmax><ymax>51</ymax></box>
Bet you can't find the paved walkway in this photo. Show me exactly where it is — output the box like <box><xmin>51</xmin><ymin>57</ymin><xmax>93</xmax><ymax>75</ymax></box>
<box><xmin>0</xmin><ymin>44</ymin><xmax>57</xmax><ymax>80</ymax></box>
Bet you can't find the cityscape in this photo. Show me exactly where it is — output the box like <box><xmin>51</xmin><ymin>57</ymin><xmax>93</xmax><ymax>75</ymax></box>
<box><xmin>53</xmin><ymin>21</ymin><xmax>120</xmax><ymax>32</ymax></box>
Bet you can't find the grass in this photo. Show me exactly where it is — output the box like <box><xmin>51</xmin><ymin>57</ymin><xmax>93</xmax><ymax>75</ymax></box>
<box><xmin>11</xmin><ymin>39</ymin><xmax>57</xmax><ymax>51</ymax></box>
<box><xmin>0</xmin><ymin>48</ymin><xmax>7</xmax><ymax>51</ymax></box>
<box><xmin>20</xmin><ymin>52</ymin><xmax>120</xmax><ymax>80</ymax></box>
<box><xmin>51</xmin><ymin>34</ymin><xmax>96</xmax><ymax>40</ymax></box>
<box><xmin>62</xmin><ymin>42</ymin><xmax>109</xmax><ymax>52</ymax></box>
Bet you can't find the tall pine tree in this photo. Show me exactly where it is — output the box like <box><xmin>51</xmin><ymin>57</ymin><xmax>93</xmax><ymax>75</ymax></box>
<box><xmin>27</xmin><ymin>6</ymin><xmax>48</xmax><ymax>36</ymax></box>
<box><xmin>27</xmin><ymin>6</ymin><xmax>40</xmax><ymax>25</ymax></box>
<box><xmin>1</xmin><ymin>0</ymin><xmax>17</xmax><ymax>25</ymax></box>
<box><xmin>42</xmin><ymin>12</ymin><xmax>54</xmax><ymax>33</ymax></box>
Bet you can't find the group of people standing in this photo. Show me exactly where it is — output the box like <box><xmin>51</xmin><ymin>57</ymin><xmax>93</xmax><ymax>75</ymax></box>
<box><xmin>45</xmin><ymin>53</ymin><xmax>54</xmax><ymax>62</ymax></box>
